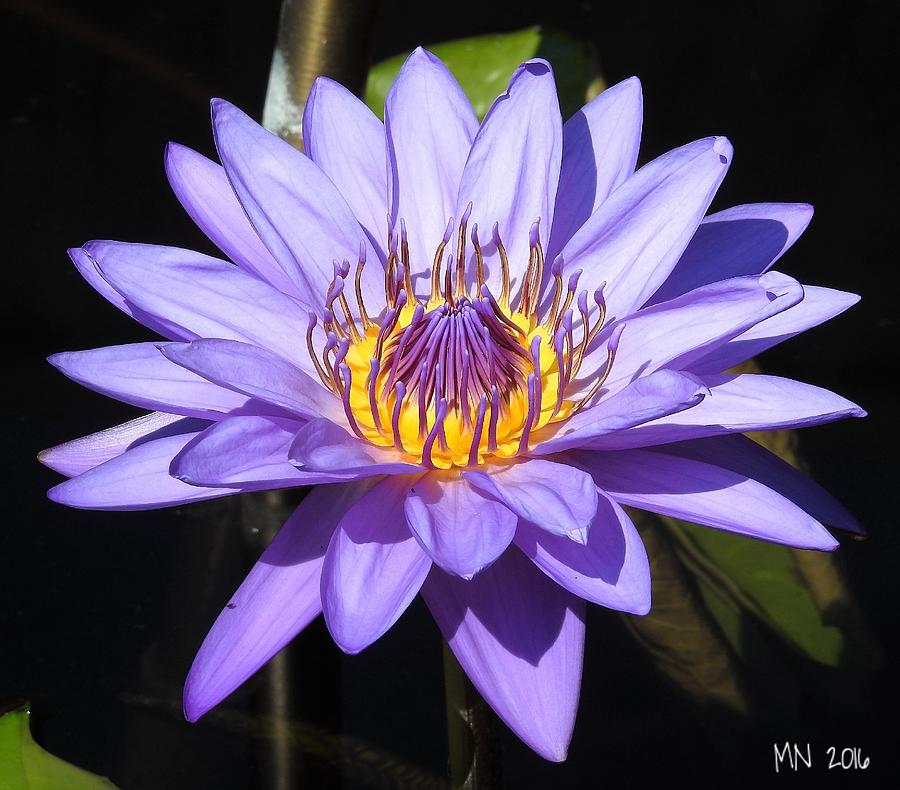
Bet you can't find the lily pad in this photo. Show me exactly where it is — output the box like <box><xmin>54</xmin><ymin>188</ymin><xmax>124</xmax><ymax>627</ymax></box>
<box><xmin>0</xmin><ymin>702</ymin><xmax>119</xmax><ymax>789</ymax></box>
<box><xmin>365</xmin><ymin>26</ymin><xmax>604</xmax><ymax>121</ymax></box>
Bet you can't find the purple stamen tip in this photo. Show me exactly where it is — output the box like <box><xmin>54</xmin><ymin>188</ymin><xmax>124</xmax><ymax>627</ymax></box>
<box><xmin>326</xmin><ymin>277</ymin><xmax>345</xmax><ymax>301</ymax></box>
<box><xmin>577</xmin><ymin>290</ymin><xmax>589</xmax><ymax>314</ymax></box>
<box><xmin>392</xmin><ymin>381</ymin><xmax>407</xmax><ymax>452</ymax></box>
<box><xmin>400</xmin><ymin>217</ymin><xmax>408</xmax><ymax>240</ymax></box>
<box><xmin>471</xmin><ymin>223</ymin><xmax>480</xmax><ymax>245</ymax></box>
<box><xmin>551</xmin><ymin>254</ymin><xmax>564</xmax><ymax>277</ymax></box>
<box><xmin>567</xmin><ymin>269</ymin><xmax>583</xmax><ymax>292</ymax></box>
<box><xmin>336</xmin><ymin>337</ymin><xmax>350</xmax><ymax>361</ymax></box>
<box><xmin>306</xmin><ymin>311</ymin><xmax>318</xmax><ymax>330</ymax></box>
<box><xmin>358</xmin><ymin>241</ymin><xmax>367</xmax><ymax>265</ymax></box>
<box><xmin>443</xmin><ymin>216</ymin><xmax>455</xmax><ymax>243</ymax></box>
<box><xmin>460</xmin><ymin>201</ymin><xmax>473</xmax><ymax>225</ymax></box>
<box><xmin>491</xmin><ymin>221</ymin><xmax>501</xmax><ymax>244</ymax></box>
<box><xmin>396</xmin><ymin>289</ymin><xmax>408</xmax><ymax>308</ymax></box>
<box><xmin>341</xmin><ymin>259</ymin><xmax>351</xmax><ymax>278</ymax></box>
<box><xmin>529</xmin><ymin>218</ymin><xmax>541</xmax><ymax>247</ymax></box>
<box><xmin>608</xmin><ymin>323</ymin><xmax>626</xmax><ymax>353</ymax></box>
<box><xmin>389</xmin><ymin>233</ymin><xmax>398</xmax><ymax>254</ymax></box>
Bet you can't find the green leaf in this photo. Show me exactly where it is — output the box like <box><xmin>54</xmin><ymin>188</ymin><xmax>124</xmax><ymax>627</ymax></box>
<box><xmin>672</xmin><ymin>519</ymin><xmax>845</xmax><ymax>667</ymax></box>
<box><xmin>364</xmin><ymin>26</ymin><xmax>604</xmax><ymax>121</ymax></box>
<box><xmin>0</xmin><ymin>703</ymin><xmax>119</xmax><ymax>790</ymax></box>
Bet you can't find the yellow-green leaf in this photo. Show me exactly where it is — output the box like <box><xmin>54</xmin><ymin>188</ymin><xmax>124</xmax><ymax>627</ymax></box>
<box><xmin>0</xmin><ymin>703</ymin><xmax>119</xmax><ymax>790</ymax></box>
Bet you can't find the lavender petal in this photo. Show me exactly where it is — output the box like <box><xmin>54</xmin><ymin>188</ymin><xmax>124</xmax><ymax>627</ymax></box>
<box><xmin>302</xmin><ymin>77</ymin><xmax>388</xmax><ymax>261</ymax></box>
<box><xmin>184</xmin><ymin>482</ymin><xmax>371</xmax><ymax>721</ymax></box>
<box><xmin>404</xmin><ymin>473</ymin><xmax>517</xmax><ymax>579</ymax></box>
<box><xmin>321</xmin><ymin>476</ymin><xmax>431</xmax><ymax>653</ymax></box>
<box><xmin>464</xmin><ymin>459</ymin><xmax>597</xmax><ymax>543</ymax></box>
<box><xmin>571</xmin><ymin>446</ymin><xmax>840</xmax><ymax>550</ymax></box>
<box><xmin>649</xmin><ymin>202</ymin><xmax>815</xmax><ymax>305</ymax></box>
<box><xmin>422</xmin><ymin>549</ymin><xmax>585</xmax><ymax>762</ymax></box>
<box><xmin>514</xmin><ymin>488</ymin><xmax>651</xmax><ymax>614</ymax></box>
<box><xmin>548</xmin><ymin>76</ymin><xmax>642</xmax><ymax>258</ymax></box>
<box><xmin>48</xmin><ymin>433</ymin><xmax>235</xmax><ymax>511</ymax></box>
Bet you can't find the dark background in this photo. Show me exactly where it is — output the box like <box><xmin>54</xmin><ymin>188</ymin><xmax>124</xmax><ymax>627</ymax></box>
<box><xmin>2</xmin><ymin>0</ymin><xmax>897</xmax><ymax>787</ymax></box>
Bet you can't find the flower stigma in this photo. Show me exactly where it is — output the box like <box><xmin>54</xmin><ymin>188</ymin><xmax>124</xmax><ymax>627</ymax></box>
<box><xmin>306</xmin><ymin>205</ymin><xmax>621</xmax><ymax>468</ymax></box>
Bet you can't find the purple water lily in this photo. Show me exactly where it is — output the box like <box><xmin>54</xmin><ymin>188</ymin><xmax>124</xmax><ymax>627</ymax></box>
<box><xmin>40</xmin><ymin>48</ymin><xmax>864</xmax><ymax>761</ymax></box>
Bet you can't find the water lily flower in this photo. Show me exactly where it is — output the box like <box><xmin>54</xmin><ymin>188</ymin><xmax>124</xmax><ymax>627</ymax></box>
<box><xmin>40</xmin><ymin>48</ymin><xmax>864</xmax><ymax>761</ymax></box>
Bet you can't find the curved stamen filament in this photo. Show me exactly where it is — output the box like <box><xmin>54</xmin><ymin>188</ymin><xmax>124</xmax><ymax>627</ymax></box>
<box><xmin>492</xmin><ymin>223</ymin><xmax>511</xmax><ymax>310</ymax></box>
<box><xmin>306</xmin><ymin>312</ymin><xmax>334</xmax><ymax>392</ymax></box>
<box><xmin>431</xmin><ymin>217</ymin><xmax>454</xmax><ymax>303</ymax></box>
<box><xmin>392</xmin><ymin>381</ymin><xmax>407</xmax><ymax>453</ymax></box>
<box><xmin>422</xmin><ymin>398</ymin><xmax>448</xmax><ymax>469</ymax></box>
<box><xmin>468</xmin><ymin>394</ymin><xmax>488</xmax><ymax>467</ymax></box>
<box><xmin>339</xmin><ymin>363</ymin><xmax>366</xmax><ymax>439</ymax></box>
<box><xmin>367</xmin><ymin>358</ymin><xmax>383</xmax><ymax>432</ymax></box>
<box><xmin>572</xmin><ymin>323</ymin><xmax>625</xmax><ymax>413</ymax></box>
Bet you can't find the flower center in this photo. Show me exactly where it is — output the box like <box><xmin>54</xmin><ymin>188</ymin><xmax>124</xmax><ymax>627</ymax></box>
<box><xmin>305</xmin><ymin>207</ymin><xmax>618</xmax><ymax>468</ymax></box>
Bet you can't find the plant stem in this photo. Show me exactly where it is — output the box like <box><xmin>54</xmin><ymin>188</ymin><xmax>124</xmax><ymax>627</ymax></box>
<box><xmin>442</xmin><ymin>643</ymin><xmax>501</xmax><ymax>790</ymax></box>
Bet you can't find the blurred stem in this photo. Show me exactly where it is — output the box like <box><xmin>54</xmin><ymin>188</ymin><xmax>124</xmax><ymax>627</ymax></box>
<box><xmin>443</xmin><ymin>643</ymin><xmax>501</xmax><ymax>790</ymax></box>
<box><xmin>263</xmin><ymin>0</ymin><xmax>378</xmax><ymax>147</ymax></box>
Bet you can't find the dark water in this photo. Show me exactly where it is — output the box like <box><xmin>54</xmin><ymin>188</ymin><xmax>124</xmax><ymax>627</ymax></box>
<box><xmin>2</xmin><ymin>0</ymin><xmax>897</xmax><ymax>786</ymax></box>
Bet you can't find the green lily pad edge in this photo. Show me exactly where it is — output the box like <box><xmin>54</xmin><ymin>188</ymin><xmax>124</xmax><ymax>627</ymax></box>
<box><xmin>0</xmin><ymin>702</ymin><xmax>119</xmax><ymax>790</ymax></box>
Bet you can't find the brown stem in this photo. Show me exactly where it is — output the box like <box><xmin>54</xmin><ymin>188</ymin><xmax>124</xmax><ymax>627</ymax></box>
<box><xmin>262</xmin><ymin>0</ymin><xmax>378</xmax><ymax>147</ymax></box>
<box><xmin>442</xmin><ymin>643</ymin><xmax>501</xmax><ymax>790</ymax></box>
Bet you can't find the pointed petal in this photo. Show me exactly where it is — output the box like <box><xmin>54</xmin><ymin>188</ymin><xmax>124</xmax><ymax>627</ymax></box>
<box><xmin>211</xmin><ymin>99</ymin><xmax>382</xmax><ymax>311</ymax></box>
<box><xmin>69</xmin><ymin>246</ymin><xmax>187</xmax><ymax>340</ymax></box>
<box><xmin>160</xmin><ymin>339</ymin><xmax>342</xmax><ymax>422</ymax></box>
<box><xmin>649</xmin><ymin>203</ymin><xmax>814</xmax><ymax>304</ymax></box>
<box><xmin>48</xmin><ymin>342</ymin><xmax>254</xmax><ymax>418</ymax></box>
<box><xmin>464</xmin><ymin>459</ymin><xmax>597</xmax><ymax>542</ymax></box>
<box><xmin>579</xmin><ymin>271</ymin><xmax>804</xmax><ymax>393</ymax></box>
<box><xmin>515</xmin><ymin>489</ymin><xmax>651</xmax><ymax>613</ymax></box>
<box><xmin>404</xmin><ymin>473</ymin><xmax>517</xmax><ymax>579</ymax></box>
<box><xmin>572</xmin><ymin>446</ymin><xmax>839</xmax><ymax>550</ymax></box>
<box><xmin>48</xmin><ymin>433</ymin><xmax>234</xmax><ymax>511</ymax></box>
<box><xmin>86</xmin><ymin>240</ymin><xmax>321</xmax><ymax>377</ymax></box>
<box><xmin>289</xmin><ymin>418</ymin><xmax>422</xmax><ymax>476</ymax></box>
<box><xmin>164</xmin><ymin>142</ymin><xmax>297</xmax><ymax>294</ymax></box>
<box><xmin>170</xmin><ymin>415</ymin><xmax>356</xmax><ymax>489</ymax></box>
<box><xmin>559</xmin><ymin>136</ymin><xmax>732</xmax><ymax>322</ymax></box>
<box><xmin>590</xmin><ymin>373</ymin><xmax>866</xmax><ymax>450</ymax></box>
<box><xmin>39</xmin><ymin>412</ymin><xmax>205</xmax><ymax>477</ymax></box>
<box><xmin>663</xmin><ymin>435</ymin><xmax>863</xmax><ymax>535</ymax></box>
<box><xmin>302</xmin><ymin>77</ymin><xmax>388</xmax><ymax>260</ymax></box>
<box><xmin>321</xmin><ymin>476</ymin><xmax>431</xmax><ymax>653</ymax></box>
<box><xmin>528</xmin><ymin>369</ymin><xmax>708</xmax><ymax>455</ymax></box>
<box><xmin>422</xmin><ymin>549</ymin><xmax>585</xmax><ymax>762</ymax></box>
<box><xmin>549</xmin><ymin>76</ymin><xmax>642</xmax><ymax>255</ymax></box>
<box><xmin>689</xmin><ymin>286</ymin><xmax>860</xmax><ymax>374</ymax></box>
<box><xmin>185</xmin><ymin>482</ymin><xmax>371</xmax><ymax>721</ymax></box>
<box><xmin>385</xmin><ymin>48</ymin><xmax>478</xmax><ymax>287</ymax></box>
<box><xmin>458</xmin><ymin>59</ymin><xmax>563</xmax><ymax>295</ymax></box>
